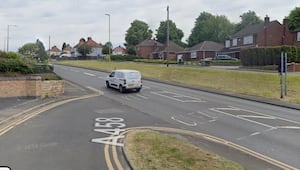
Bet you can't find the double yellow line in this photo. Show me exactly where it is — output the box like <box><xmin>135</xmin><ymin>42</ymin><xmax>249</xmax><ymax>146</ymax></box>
<box><xmin>104</xmin><ymin>126</ymin><xmax>298</xmax><ymax>170</ymax></box>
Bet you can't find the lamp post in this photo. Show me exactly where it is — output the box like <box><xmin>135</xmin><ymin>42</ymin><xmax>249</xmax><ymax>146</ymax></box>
<box><xmin>105</xmin><ymin>13</ymin><xmax>111</xmax><ymax>55</ymax></box>
<box><xmin>166</xmin><ymin>6</ymin><xmax>170</xmax><ymax>67</ymax></box>
<box><xmin>7</xmin><ymin>24</ymin><xmax>17</xmax><ymax>52</ymax></box>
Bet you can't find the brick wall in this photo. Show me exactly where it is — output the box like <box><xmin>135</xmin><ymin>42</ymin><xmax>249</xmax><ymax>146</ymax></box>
<box><xmin>0</xmin><ymin>76</ymin><xmax>64</xmax><ymax>98</ymax></box>
<box><xmin>288</xmin><ymin>63</ymin><xmax>300</xmax><ymax>72</ymax></box>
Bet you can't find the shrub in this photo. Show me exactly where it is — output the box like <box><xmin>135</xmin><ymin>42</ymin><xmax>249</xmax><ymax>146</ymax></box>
<box><xmin>0</xmin><ymin>58</ymin><xmax>33</xmax><ymax>74</ymax></box>
<box><xmin>110</xmin><ymin>55</ymin><xmax>142</xmax><ymax>61</ymax></box>
<box><xmin>240</xmin><ymin>46</ymin><xmax>300</xmax><ymax>66</ymax></box>
<box><xmin>133</xmin><ymin>59</ymin><xmax>178</xmax><ymax>64</ymax></box>
<box><xmin>33</xmin><ymin>64</ymin><xmax>54</xmax><ymax>73</ymax></box>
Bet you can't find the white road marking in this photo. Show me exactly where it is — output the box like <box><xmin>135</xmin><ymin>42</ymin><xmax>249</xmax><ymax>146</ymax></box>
<box><xmin>210</xmin><ymin>107</ymin><xmax>274</xmax><ymax>128</ymax></box>
<box><xmin>152</xmin><ymin>91</ymin><xmax>205</xmax><ymax>103</ymax></box>
<box><xmin>136</xmin><ymin>94</ymin><xmax>149</xmax><ymax>99</ymax></box>
<box><xmin>171</xmin><ymin>116</ymin><xmax>197</xmax><ymax>126</ymax></box>
<box><xmin>98</xmin><ymin>76</ymin><xmax>105</xmax><ymax>79</ymax></box>
<box><xmin>238</xmin><ymin>115</ymin><xmax>276</xmax><ymax>119</ymax></box>
<box><xmin>84</xmin><ymin>72</ymin><xmax>96</xmax><ymax>77</ymax></box>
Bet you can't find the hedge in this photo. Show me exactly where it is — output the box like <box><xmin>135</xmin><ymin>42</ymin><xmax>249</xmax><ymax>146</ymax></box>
<box><xmin>0</xmin><ymin>58</ymin><xmax>33</xmax><ymax>74</ymax></box>
<box><xmin>240</xmin><ymin>46</ymin><xmax>300</xmax><ymax>66</ymax></box>
<box><xmin>133</xmin><ymin>59</ymin><xmax>178</xmax><ymax>64</ymax></box>
<box><xmin>110</xmin><ymin>55</ymin><xmax>142</xmax><ymax>61</ymax></box>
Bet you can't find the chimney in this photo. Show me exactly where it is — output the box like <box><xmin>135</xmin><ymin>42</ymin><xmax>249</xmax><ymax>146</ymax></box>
<box><xmin>264</xmin><ymin>15</ymin><xmax>270</xmax><ymax>23</ymax></box>
<box><xmin>87</xmin><ymin>37</ymin><xmax>92</xmax><ymax>41</ymax></box>
<box><xmin>283</xmin><ymin>18</ymin><xmax>289</xmax><ymax>26</ymax></box>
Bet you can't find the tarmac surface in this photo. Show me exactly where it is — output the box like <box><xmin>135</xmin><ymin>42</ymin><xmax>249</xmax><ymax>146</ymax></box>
<box><xmin>0</xmin><ymin>77</ymin><xmax>299</xmax><ymax>169</ymax></box>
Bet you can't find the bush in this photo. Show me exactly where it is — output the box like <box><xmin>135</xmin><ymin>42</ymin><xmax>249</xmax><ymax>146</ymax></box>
<box><xmin>133</xmin><ymin>59</ymin><xmax>178</xmax><ymax>64</ymax></box>
<box><xmin>110</xmin><ymin>55</ymin><xmax>142</xmax><ymax>61</ymax></box>
<box><xmin>0</xmin><ymin>58</ymin><xmax>33</xmax><ymax>74</ymax></box>
<box><xmin>33</xmin><ymin>64</ymin><xmax>54</xmax><ymax>73</ymax></box>
<box><xmin>240</xmin><ymin>46</ymin><xmax>300</xmax><ymax>66</ymax></box>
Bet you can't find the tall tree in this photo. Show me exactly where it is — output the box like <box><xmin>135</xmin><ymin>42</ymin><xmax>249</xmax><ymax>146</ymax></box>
<box><xmin>235</xmin><ymin>10</ymin><xmax>262</xmax><ymax>33</ymax></box>
<box><xmin>188</xmin><ymin>12</ymin><xmax>234</xmax><ymax>47</ymax></box>
<box><xmin>35</xmin><ymin>39</ymin><xmax>48</xmax><ymax>62</ymax></box>
<box><xmin>155</xmin><ymin>20</ymin><xmax>184</xmax><ymax>46</ymax></box>
<box><xmin>62</xmin><ymin>42</ymin><xmax>67</xmax><ymax>51</ymax></box>
<box><xmin>125</xmin><ymin>20</ymin><xmax>153</xmax><ymax>46</ymax></box>
<box><xmin>288</xmin><ymin>7</ymin><xmax>300</xmax><ymax>30</ymax></box>
<box><xmin>77</xmin><ymin>44</ymin><xmax>92</xmax><ymax>59</ymax></box>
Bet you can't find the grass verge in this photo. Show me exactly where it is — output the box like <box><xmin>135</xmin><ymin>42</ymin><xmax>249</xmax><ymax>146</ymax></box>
<box><xmin>124</xmin><ymin>130</ymin><xmax>246</xmax><ymax>170</ymax></box>
<box><xmin>58</xmin><ymin>60</ymin><xmax>300</xmax><ymax>104</ymax></box>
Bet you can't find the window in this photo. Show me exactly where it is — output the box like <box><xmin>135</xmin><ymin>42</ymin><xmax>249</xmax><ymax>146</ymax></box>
<box><xmin>243</xmin><ymin>35</ymin><xmax>253</xmax><ymax>45</ymax></box>
<box><xmin>191</xmin><ymin>51</ymin><xmax>197</xmax><ymax>59</ymax></box>
<box><xmin>297</xmin><ymin>32</ymin><xmax>300</xmax><ymax>42</ymax></box>
<box><xmin>232</xmin><ymin>38</ymin><xmax>237</xmax><ymax>46</ymax></box>
<box><xmin>225</xmin><ymin>40</ymin><xmax>230</xmax><ymax>48</ymax></box>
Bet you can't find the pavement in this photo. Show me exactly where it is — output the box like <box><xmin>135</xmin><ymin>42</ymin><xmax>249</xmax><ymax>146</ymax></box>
<box><xmin>0</xmin><ymin>80</ymin><xmax>94</xmax><ymax>127</ymax></box>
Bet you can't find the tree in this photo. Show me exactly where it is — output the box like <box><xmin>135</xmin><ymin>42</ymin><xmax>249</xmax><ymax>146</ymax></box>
<box><xmin>102</xmin><ymin>42</ymin><xmax>112</xmax><ymax>55</ymax></box>
<box><xmin>18</xmin><ymin>43</ymin><xmax>39</xmax><ymax>57</ymax></box>
<box><xmin>288</xmin><ymin>7</ymin><xmax>300</xmax><ymax>30</ymax></box>
<box><xmin>77</xmin><ymin>44</ymin><xmax>92</xmax><ymax>59</ymax></box>
<box><xmin>62</xmin><ymin>42</ymin><xmax>67</xmax><ymax>51</ymax></box>
<box><xmin>188</xmin><ymin>12</ymin><xmax>235</xmax><ymax>46</ymax></box>
<box><xmin>125</xmin><ymin>20</ymin><xmax>153</xmax><ymax>47</ymax></box>
<box><xmin>235</xmin><ymin>10</ymin><xmax>262</xmax><ymax>33</ymax></box>
<box><xmin>35</xmin><ymin>39</ymin><xmax>48</xmax><ymax>63</ymax></box>
<box><xmin>155</xmin><ymin>20</ymin><xmax>185</xmax><ymax>46</ymax></box>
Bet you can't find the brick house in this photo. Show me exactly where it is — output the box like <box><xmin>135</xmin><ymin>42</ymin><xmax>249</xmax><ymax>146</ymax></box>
<box><xmin>223</xmin><ymin>16</ymin><xmax>295</xmax><ymax>58</ymax></box>
<box><xmin>49</xmin><ymin>46</ymin><xmax>61</xmax><ymax>56</ymax></box>
<box><xmin>136</xmin><ymin>39</ymin><xmax>164</xmax><ymax>59</ymax></box>
<box><xmin>177</xmin><ymin>41</ymin><xmax>224</xmax><ymax>62</ymax></box>
<box><xmin>151</xmin><ymin>41</ymin><xmax>184</xmax><ymax>61</ymax></box>
<box><xmin>62</xmin><ymin>44</ymin><xmax>72</xmax><ymax>54</ymax></box>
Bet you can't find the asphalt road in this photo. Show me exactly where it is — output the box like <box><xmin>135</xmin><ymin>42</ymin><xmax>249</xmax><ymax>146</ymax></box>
<box><xmin>53</xmin><ymin>65</ymin><xmax>300</xmax><ymax>169</ymax></box>
<box><xmin>0</xmin><ymin>64</ymin><xmax>299</xmax><ymax>169</ymax></box>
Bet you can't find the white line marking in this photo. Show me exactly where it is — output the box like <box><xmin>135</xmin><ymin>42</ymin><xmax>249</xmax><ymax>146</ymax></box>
<box><xmin>84</xmin><ymin>72</ymin><xmax>96</xmax><ymax>77</ymax></box>
<box><xmin>136</xmin><ymin>94</ymin><xmax>149</xmax><ymax>99</ymax></box>
<box><xmin>277</xmin><ymin>126</ymin><xmax>300</xmax><ymax>129</ymax></box>
<box><xmin>250</xmin><ymin>132</ymin><xmax>261</xmax><ymax>136</ymax></box>
<box><xmin>210</xmin><ymin>108</ymin><xmax>274</xmax><ymax>128</ymax></box>
<box><xmin>171</xmin><ymin>116</ymin><xmax>197</xmax><ymax>126</ymax></box>
<box><xmin>70</xmin><ymin>69</ymin><xmax>80</xmax><ymax>73</ymax></box>
<box><xmin>238</xmin><ymin>115</ymin><xmax>276</xmax><ymax>119</ymax></box>
<box><xmin>98</xmin><ymin>76</ymin><xmax>105</xmax><ymax>79</ymax></box>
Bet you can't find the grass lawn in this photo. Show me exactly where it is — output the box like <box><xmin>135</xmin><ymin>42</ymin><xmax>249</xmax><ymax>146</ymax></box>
<box><xmin>124</xmin><ymin>130</ymin><xmax>246</xmax><ymax>170</ymax></box>
<box><xmin>58</xmin><ymin>60</ymin><xmax>300</xmax><ymax>104</ymax></box>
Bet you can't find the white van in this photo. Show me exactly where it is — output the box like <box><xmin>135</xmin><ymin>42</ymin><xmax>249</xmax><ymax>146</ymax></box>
<box><xmin>105</xmin><ymin>69</ymin><xmax>142</xmax><ymax>93</ymax></box>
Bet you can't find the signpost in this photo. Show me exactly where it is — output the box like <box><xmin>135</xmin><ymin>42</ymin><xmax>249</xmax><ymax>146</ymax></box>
<box><xmin>278</xmin><ymin>52</ymin><xmax>288</xmax><ymax>99</ymax></box>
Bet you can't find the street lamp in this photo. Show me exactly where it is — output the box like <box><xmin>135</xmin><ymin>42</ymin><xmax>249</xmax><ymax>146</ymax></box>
<box><xmin>7</xmin><ymin>24</ymin><xmax>17</xmax><ymax>52</ymax></box>
<box><xmin>105</xmin><ymin>13</ymin><xmax>111</xmax><ymax>55</ymax></box>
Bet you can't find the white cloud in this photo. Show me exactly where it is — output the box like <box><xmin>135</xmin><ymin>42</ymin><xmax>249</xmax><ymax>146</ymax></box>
<box><xmin>0</xmin><ymin>0</ymin><xmax>298</xmax><ymax>51</ymax></box>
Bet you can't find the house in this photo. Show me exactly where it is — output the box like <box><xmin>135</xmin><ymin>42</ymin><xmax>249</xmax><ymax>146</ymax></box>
<box><xmin>290</xmin><ymin>27</ymin><xmax>300</xmax><ymax>46</ymax></box>
<box><xmin>73</xmin><ymin>37</ymin><xmax>103</xmax><ymax>58</ymax></box>
<box><xmin>136</xmin><ymin>39</ymin><xmax>164</xmax><ymax>59</ymax></box>
<box><xmin>113</xmin><ymin>45</ymin><xmax>126</xmax><ymax>55</ymax></box>
<box><xmin>223</xmin><ymin>16</ymin><xmax>295</xmax><ymax>58</ymax></box>
<box><xmin>177</xmin><ymin>41</ymin><xmax>224</xmax><ymax>62</ymax></box>
<box><xmin>151</xmin><ymin>41</ymin><xmax>184</xmax><ymax>61</ymax></box>
<box><xmin>62</xmin><ymin>44</ymin><xmax>72</xmax><ymax>54</ymax></box>
<box><xmin>49</xmin><ymin>46</ymin><xmax>61</xmax><ymax>56</ymax></box>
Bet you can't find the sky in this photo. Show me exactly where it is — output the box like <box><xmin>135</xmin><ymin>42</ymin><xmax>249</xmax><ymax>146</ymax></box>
<box><xmin>0</xmin><ymin>0</ymin><xmax>299</xmax><ymax>52</ymax></box>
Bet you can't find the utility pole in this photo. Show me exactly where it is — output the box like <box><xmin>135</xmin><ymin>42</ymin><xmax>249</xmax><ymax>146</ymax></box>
<box><xmin>166</xmin><ymin>6</ymin><xmax>170</xmax><ymax>67</ymax></box>
<box><xmin>7</xmin><ymin>24</ymin><xmax>17</xmax><ymax>52</ymax></box>
<box><xmin>105</xmin><ymin>13</ymin><xmax>111</xmax><ymax>55</ymax></box>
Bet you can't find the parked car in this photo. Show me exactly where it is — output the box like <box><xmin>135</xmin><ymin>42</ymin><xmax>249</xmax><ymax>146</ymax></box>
<box><xmin>105</xmin><ymin>69</ymin><xmax>142</xmax><ymax>93</ymax></box>
<box><xmin>214</xmin><ymin>55</ymin><xmax>238</xmax><ymax>60</ymax></box>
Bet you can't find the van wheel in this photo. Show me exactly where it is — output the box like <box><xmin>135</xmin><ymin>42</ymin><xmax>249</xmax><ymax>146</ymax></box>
<box><xmin>136</xmin><ymin>88</ymin><xmax>141</xmax><ymax>92</ymax></box>
<box><xmin>119</xmin><ymin>85</ymin><xmax>124</xmax><ymax>93</ymax></box>
<box><xmin>106</xmin><ymin>81</ymin><xmax>110</xmax><ymax>88</ymax></box>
